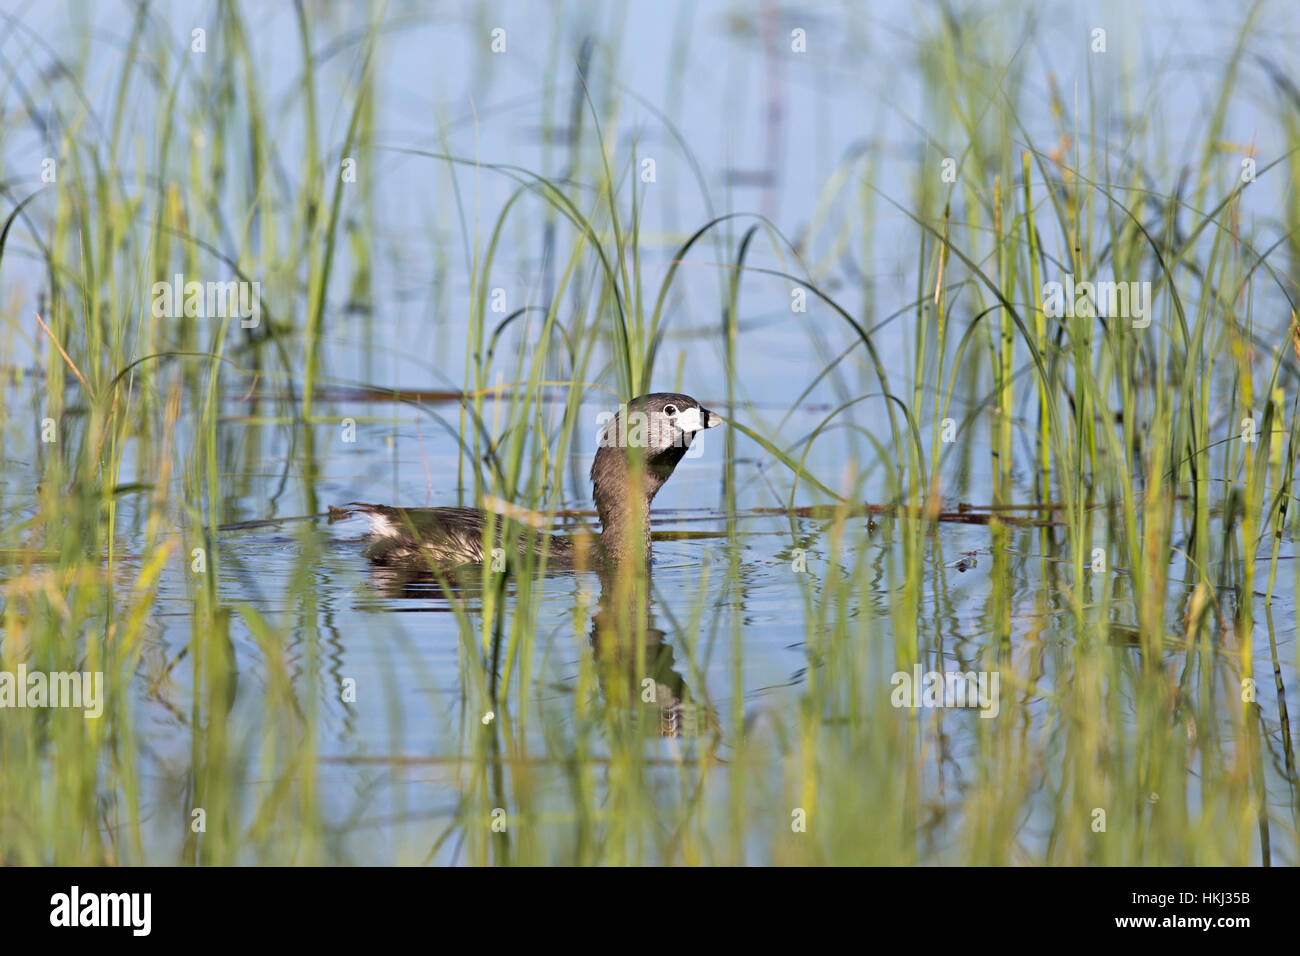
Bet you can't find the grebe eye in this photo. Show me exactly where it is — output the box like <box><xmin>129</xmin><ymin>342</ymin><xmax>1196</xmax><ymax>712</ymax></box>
<box><xmin>663</xmin><ymin>404</ymin><xmax>678</xmax><ymax>416</ymax></box>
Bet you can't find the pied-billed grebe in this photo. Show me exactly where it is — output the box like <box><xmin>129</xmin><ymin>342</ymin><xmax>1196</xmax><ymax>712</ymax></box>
<box><xmin>333</xmin><ymin>393</ymin><xmax>721</xmax><ymax>571</ymax></box>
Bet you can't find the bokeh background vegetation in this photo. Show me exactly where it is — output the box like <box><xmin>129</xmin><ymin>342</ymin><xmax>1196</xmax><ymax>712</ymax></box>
<box><xmin>0</xmin><ymin>0</ymin><xmax>1297</xmax><ymax>864</ymax></box>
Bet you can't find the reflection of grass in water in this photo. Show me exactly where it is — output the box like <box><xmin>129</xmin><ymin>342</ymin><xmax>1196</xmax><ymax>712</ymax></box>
<box><xmin>0</xmin><ymin>2</ymin><xmax>1296</xmax><ymax>864</ymax></box>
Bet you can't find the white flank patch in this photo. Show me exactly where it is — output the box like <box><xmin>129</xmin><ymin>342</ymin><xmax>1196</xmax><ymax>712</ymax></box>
<box><xmin>365</xmin><ymin>511</ymin><xmax>399</xmax><ymax>538</ymax></box>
